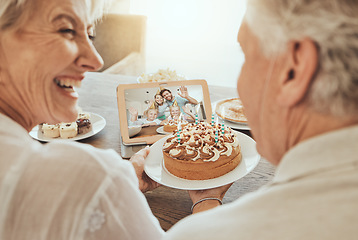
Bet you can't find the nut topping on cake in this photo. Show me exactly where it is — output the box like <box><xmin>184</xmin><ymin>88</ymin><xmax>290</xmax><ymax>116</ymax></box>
<box><xmin>162</xmin><ymin>120</ymin><xmax>242</xmax><ymax>180</ymax></box>
<box><xmin>163</xmin><ymin>121</ymin><xmax>239</xmax><ymax>162</ymax></box>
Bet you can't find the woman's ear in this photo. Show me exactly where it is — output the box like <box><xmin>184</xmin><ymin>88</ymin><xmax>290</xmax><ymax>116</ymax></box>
<box><xmin>277</xmin><ymin>38</ymin><xmax>318</xmax><ymax>107</ymax></box>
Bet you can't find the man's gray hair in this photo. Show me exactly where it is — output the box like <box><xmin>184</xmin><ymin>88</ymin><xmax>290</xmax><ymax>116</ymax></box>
<box><xmin>246</xmin><ymin>0</ymin><xmax>358</xmax><ymax>117</ymax></box>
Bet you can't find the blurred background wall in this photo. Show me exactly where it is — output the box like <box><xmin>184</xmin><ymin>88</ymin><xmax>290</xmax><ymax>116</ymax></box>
<box><xmin>108</xmin><ymin>0</ymin><xmax>246</xmax><ymax>88</ymax></box>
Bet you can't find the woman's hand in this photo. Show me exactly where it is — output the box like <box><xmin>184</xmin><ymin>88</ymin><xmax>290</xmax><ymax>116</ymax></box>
<box><xmin>128</xmin><ymin>107</ymin><xmax>139</xmax><ymax>122</ymax></box>
<box><xmin>182</xmin><ymin>105</ymin><xmax>195</xmax><ymax>121</ymax></box>
<box><xmin>188</xmin><ymin>183</ymin><xmax>233</xmax><ymax>213</ymax></box>
<box><xmin>181</xmin><ymin>105</ymin><xmax>190</xmax><ymax>114</ymax></box>
<box><xmin>130</xmin><ymin>146</ymin><xmax>160</xmax><ymax>192</ymax></box>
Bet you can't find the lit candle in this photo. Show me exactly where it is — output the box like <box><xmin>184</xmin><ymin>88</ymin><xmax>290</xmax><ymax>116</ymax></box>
<box><xmin>177</xmin><ymin>120</ymin><xmax>181</xmax><ymax>132</ymax></box>
<box><xmin>221</xmin><ymin>120</ymin><xmax>225</xmax><ymax>135</ymax></box>
<box><xmin>177</xmin><ymin>121</ymin><xmax>182</xmax><ymax>143</ymax></box>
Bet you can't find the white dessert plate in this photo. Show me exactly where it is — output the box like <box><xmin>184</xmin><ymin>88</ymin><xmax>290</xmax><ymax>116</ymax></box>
<box><xmin>144</xmin><ymin>131</ymin><xmax>260</xmax><ymax>190</ymax></box>
<box><xmin>218</xmin><ymin>116</ymin><xmax>250</xmax><ymax>131</ymax></box>
<box><xmin>156</xmin><ymin>126</ymin><xmax>171</xmax><ymax>135</ymax></box>
<box><xmin>29</xmin><ymin>113</ymin><xmax>106</xmax><ymax>142</ymax></box>
<box><xmin>212</xmin><ymin>101</ymin><xmax>250</xmax><ymax>131</ymax></box>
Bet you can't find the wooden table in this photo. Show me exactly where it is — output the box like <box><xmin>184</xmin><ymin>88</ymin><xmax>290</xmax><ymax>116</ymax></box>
<box><xmin>132</xmin><ymin>125</ymin><xmax>161</xmax><ymax>139</ymax></box>
<box><xmin>78</xmin><ymin>72</ymin><xmax>276</xmax><ymax>231</ymax></box>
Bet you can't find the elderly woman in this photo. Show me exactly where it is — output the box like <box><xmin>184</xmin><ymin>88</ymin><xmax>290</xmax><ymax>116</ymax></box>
<box><xmin>164</xmin><ymin>0</ymin><xmax>358</xmax><ymax>239</ymax></box>
<box><xmin>0</xmin><ymin>0</ymin><xmax>165</xmax><ymax>239</ymax></box>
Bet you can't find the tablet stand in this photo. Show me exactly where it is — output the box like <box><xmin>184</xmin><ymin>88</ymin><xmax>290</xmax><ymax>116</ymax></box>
<box><xmin>120</xmin><ymin>137</ymin><xmax>147</xmax><ymax>159</ymax></box>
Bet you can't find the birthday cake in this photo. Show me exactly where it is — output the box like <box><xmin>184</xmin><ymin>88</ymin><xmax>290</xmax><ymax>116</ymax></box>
<box><xmin>162</xmin><ymin>121</ymin><xmax>242</xmax><ymax>180</ymax></box>
<box><xmin>163</xmin><ymin>118</ymin><xmax>188</xmax><ymax>133</ymax></box>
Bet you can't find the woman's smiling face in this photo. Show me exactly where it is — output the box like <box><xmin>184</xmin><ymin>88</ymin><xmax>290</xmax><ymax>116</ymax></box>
<box><xmin>0</xmin><ymin>0</ymin><xmax>103</xmax><ymax>129</ymax></box>
<box><xmin>155</xmin><ymin>94</ymin><xmax>164</xmax><ymax>105</ymax></box>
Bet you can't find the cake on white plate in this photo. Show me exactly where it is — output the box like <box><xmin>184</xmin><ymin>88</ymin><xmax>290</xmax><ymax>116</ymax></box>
<box><xmin>42</xmin><ymin>123</ymin><xmax>60</xmax><ymax>138</ymax></box>
<box><xmin>40</xmin><ymin>111</ymin><xmax>93</xmax><ymax>139</ymax></box>
<box><xmin>59</xmin><ymin>122</ymin><xmax>78</xmax><ymax>139</ymax></box>
<box><xmin>76</xmin><ymin>112</ymin><xmax>92</xmax><ymax>134</ymax></box>
<box><xmin>162</xmin><ymin>121</ymin><xmax>242</xmax><ymax>180</ymax></box>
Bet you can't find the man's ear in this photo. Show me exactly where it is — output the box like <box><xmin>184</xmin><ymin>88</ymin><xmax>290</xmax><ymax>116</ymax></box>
<box><xmin>277</xmin><ymin>38</ymin><xmax>318</xmax><ymax>107</ymax></box>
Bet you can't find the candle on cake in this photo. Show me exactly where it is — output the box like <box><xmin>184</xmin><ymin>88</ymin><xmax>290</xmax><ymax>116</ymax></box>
<box><xmin>177</xmin><ymin>121</ymin><xmax>182</xmax><ymax>143</ymax></box>
<box><xmin>215</xmin><ymin>129</ymin><xmax>218</xmax><ymax>143</ymax></box>
<box><xmin>221</xmin><ymin>120</ymin><xmax>225</xmax><ymax>135</ymax></box>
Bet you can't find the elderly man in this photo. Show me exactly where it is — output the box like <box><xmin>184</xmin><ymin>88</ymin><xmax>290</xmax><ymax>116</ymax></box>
<box><xmin>163</xmin><ymin>0</ymin><xmax>358</xmax><ymax>239</ymax></box>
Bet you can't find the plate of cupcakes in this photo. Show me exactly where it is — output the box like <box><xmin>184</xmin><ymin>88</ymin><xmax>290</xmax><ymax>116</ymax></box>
<box><xmin>29</xmin><ymin>112</ymin><xmax>106</xmax><ymax>142</ymax></box>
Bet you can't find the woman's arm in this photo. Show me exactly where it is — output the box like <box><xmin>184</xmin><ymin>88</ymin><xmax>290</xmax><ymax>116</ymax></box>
<box><xmin>178</xmin><ymin>86</ymin><xmax>199</xmax><ymax>105</ymax></box>
<box><xmin>188</xmin><ymin>183</ymin><xmax>233</xmax><ymax>213</ymax></box>
<box><xmin>128</xmin><ymin>107</ymin><xmax>139</xmax><ymax>122</ymax></box>
<box><xmin>182</xmin><ymin>105</ymin><xmax>195</xmax><ymax>121</ymax></box>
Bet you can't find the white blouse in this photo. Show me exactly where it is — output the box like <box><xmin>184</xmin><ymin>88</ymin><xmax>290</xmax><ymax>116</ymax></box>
<box><xmin>0</xmin><ymin>113</ymin><xmax>164</xmax><ymax>240</ymax></box>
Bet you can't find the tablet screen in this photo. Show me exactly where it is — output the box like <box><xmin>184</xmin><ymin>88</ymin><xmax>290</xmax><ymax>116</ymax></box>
<box><xmin>117</xmin><ymin>80</ymin><xmax>212</xmax><ymax>145</ymax></box>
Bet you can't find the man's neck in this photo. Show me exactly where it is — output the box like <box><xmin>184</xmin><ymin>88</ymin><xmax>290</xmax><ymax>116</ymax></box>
<box><xmin>287</xmin><ymin>108</ymin><xmax>358</xmax><ymax>154</ymax></box>
<box><xmin>264</xmin><ymin>105</ymin><xmax>358</xmax><ymax>165</ymax></box>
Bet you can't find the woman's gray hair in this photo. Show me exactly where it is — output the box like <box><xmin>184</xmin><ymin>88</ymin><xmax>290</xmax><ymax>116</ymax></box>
<box><xmin>0</xmin><ymin>0</ymin><xmax>27</xmax><ymax>30</ymax></box>
<box><xmin>0</xmin><ymin>0</ymin><xmax>111</xmax><ymax>31</ymax></box>
<box><xmin>246</xmin><ymin>0</ymin><xmax>358</xmax><ymax>117</ymax></box>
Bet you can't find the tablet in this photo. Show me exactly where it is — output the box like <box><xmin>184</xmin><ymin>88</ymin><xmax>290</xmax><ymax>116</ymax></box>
<box><xmin>117</xmin><ymin>80</ymin><xmax>212</xmax><ymax>145</ymax></box>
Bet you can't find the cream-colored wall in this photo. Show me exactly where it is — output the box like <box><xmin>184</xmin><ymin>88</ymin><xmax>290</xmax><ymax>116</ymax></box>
<box><xmin>130</xmin><ymin>0</ymin><xmax>246</xmax><ymax>88</ymax></box>
<box><xmin>109</xmin><ymin>0</ymin><xmax>130</xmax><ymax>13</ymax></box>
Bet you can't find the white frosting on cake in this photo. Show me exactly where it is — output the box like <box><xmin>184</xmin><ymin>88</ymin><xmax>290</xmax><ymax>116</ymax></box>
<box><xmin>163</xmin><ymin>121</ymin><xmax>239</xmax><ymax>162</ymax></box>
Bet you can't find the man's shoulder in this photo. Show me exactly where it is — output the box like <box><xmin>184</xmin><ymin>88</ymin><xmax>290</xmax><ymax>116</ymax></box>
<box><xmin>161</xmin><ymin>102</ymin><xmax>169</xmax><ymax>107</ymax></box>
<box><xmin>174</xmin><ymin>96</ymin><xmax>188</xmax><ymax>103</ymax></box>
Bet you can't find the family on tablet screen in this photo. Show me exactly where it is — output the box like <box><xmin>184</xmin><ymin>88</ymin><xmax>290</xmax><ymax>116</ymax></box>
<box><xmin>128</xmin><ymin>86</ymin><xmax>198</xmax><ymax>127</ymax></box>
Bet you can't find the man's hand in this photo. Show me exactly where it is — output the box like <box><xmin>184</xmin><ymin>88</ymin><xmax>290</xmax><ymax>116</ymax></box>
<box><xmin>130</xmin><ymin>146</ymin><xmax>161</xmax><ymax>192</ymax></box>
<box><xmin>178</xmin><ymin>86</ymin><xmax>199</xmax><ymax>105</ymax></box>
<box><xmin>178</xmin><ymin>86</ymin><xmax>189</xmax><ymax>99</ymax></box>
